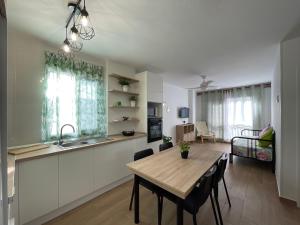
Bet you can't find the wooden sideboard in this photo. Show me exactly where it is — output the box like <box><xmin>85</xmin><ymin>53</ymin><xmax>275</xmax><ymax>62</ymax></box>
<box><xmin>176</xmin><ymin>123</ymin><xmax>195</xmax><ymax>143</ymax></box>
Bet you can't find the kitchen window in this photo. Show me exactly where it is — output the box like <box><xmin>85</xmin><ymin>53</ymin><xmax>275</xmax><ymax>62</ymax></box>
<box><xmin>41</xmin><ymin>52</ymin><xmax>106</xmax><ymax>141</ymax></box>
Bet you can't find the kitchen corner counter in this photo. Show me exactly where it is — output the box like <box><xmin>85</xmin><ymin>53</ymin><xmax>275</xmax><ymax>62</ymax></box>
<box><xmin>10</xmin><ymin>132</ymin><xmax>147</xmax><ymax>162</ymax></box>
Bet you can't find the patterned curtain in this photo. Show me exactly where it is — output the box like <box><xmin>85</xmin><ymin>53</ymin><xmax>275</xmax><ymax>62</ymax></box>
<box><xmin>42</xmin><ymin>51</ymin><xmax>106</xmax><ymax>141</ymax></box>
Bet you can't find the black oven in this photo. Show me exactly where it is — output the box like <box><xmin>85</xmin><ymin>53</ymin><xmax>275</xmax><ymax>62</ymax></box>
<box><xmin>148</xmin><ymin>118</ymin><xmax>162</xmax><ymax>143</ymax></box>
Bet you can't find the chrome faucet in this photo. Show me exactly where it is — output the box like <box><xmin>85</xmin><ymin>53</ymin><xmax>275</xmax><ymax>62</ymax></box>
<box><xmin>58</xmin><ymin>124</ymin><xmax>75</xmax><ymax>145</ymax></box>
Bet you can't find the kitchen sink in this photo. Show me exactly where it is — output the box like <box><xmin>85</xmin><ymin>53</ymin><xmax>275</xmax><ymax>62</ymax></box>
<box><xmin>59</xmin><ymin>137</ymin><xmax>113</xmax><ymax>148</ymax></box>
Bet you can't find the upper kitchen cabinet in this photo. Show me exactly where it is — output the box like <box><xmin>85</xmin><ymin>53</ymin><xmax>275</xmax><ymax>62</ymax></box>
<box><xmin>147</xmin><ymin>72</ymin><xmax>163</xmax><ymax>103</ymax></box>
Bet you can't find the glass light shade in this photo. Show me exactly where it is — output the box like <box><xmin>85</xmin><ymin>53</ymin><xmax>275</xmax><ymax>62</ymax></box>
<box><xmin>63</xmin><ymin>39</ymin><xmax>71</xmax><ymax>53</ymax></box>
<box><xmin>80</xmin><ymin>7</ymin><xmax>89</xmax><ymax>27</ymax></box>
<box><xmin>63</xmin><ymin>44</ymin><xmax>70</xmax><ymax>53</ymax></box>
<box><xmin>81</xmin><ymin>15</ymin><xmax>88</xmax><ymax>27</ymax></box>
<box><xmin>70</xmin><ymin>25</ymin><xmax>79</xmax><ymax>41</ymax></box>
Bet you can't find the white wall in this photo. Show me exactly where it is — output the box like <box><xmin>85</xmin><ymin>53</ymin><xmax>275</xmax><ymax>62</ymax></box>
<box><xmin>274</xmin><ymin>36</ymin><xmax>300</xmax><ymax>205</ymax></box>
<box><xmin>280</xmin><ymin>37</ymin><xmax>299</xmax><ymax>201</ymax></box>
<box><xmin>163</xmin><ymin>82</ymin><xmax>189</xmax><ymax>142</ymax></box>
<box><xmin>7</xmin><ymin>28</ymin><xmax>105</xmax><ymax>146</ymax></box>
<box><xmin>271</xmin><ymin>48</ymin><xmax>282</xmax><ymax>195</ymax></box>
<box><xmin>188</xmin><ymin>90</ymin><xmax>196</xmax><ymax>124</ymax></box>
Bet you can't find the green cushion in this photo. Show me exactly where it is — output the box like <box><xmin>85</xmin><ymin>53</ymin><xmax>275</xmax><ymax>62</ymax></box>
<box><xmin>258</xmin><ymin>127</ymin><xmax>273</xmax><ymax>148</ymax></box>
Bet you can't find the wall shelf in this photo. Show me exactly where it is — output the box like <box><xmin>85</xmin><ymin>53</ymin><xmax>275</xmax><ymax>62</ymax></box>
<box><xmin>109</xmin><ymin>118</ymin><xmax>139</xmax><ymax>123</ymax></box>
<box><xmin>109</xmin><ymin>106</ymin><xmax>139</xmax><ymax>109</ymax></box>
<box><xmin>108</xmin><ymin>89</ymin><xmax>139</xmax><ymax>96</ymax></box>
<box><xmin>109</xmin><ymin>73</ymin><xmax>139</xmax><ymax>83</ymax></box>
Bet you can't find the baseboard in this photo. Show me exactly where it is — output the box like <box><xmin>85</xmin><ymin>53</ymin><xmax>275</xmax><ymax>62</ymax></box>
<box><xmin>24</xmin><ymin>175</ymin><xmax>133</xmax><ymax>225</ymax></box>
<box><xmin>279</xmin><ymin>196</ymin><xmax>298</xmax><ymax>206</ymax></box>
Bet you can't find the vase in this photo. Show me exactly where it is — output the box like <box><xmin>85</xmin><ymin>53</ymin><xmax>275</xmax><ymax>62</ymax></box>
<box><xmin>122</xmin><ymin>85</ymin><xmax>129</xmax><ymax>92</ymax></box>
<box><xmin>130</xmin><ymin>100</ymin><xmax>136</xmax><ymax>107</ymax></box>
<box><xmin>181</xmin><ymin>151</ymin><xmax>189</xmax><ymax>159</ymax></box>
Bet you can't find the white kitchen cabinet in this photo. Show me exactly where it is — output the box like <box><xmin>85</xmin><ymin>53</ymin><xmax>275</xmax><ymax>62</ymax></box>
<box><xmin>18</xmin><ymin>155</ymin><xmax>59</xmax><ymax>225</ymax></box>
<box><xmin>93</xmin><ymin>140</ymin><xmax>134</xmax><ymax>190</ymax></box>
<box><xmin>147</xmin><ymin>72</ymin><xmax>163</xmax><ymax>103</ymax></box>
<box><xmin>58</xmin><ymin>149</ymin><xmax>94</xmax><ymax>207</ymax></box>
<box><xmin>134</xmin><ymin>136</ymin><xmax>162</xmax><ymax>153</ymax></box>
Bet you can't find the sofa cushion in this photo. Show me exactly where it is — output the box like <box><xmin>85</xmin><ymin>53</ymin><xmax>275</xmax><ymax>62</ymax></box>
<box><xmin>258</xmin><ymin>127</ymin><xmax>273</xmax><ymax>148</ymax></box>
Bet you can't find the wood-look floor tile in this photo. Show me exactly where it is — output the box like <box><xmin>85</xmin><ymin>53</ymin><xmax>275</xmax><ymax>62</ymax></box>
<box><xmin>45</xmin><ymin>143</ymin><xmax>300</xmax><ymax>225</ymax></box>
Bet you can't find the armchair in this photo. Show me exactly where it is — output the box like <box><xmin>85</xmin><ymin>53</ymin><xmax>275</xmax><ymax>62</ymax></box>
<box><xmin>195</xmin><ymin>121</ymin><xmax>216</xmax><ymax>143</ymax></box>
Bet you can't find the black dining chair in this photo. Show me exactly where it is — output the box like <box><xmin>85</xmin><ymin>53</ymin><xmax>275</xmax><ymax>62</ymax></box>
<box><xmin>213</xmin><ymin>153</ymin><xmax>231</xmax><ymax>225</ymax></box>
<box><xmin>159</xmin><ymin>142</ymin><xmax>174</xmax><ymax>151</ymax></box>
<box><xmin>129</xmin><ymin>148</ymin><xmax>159</xmax><ymax>210</ymax></box>
<box><xmin>158</xmin><ymin>166</ymin><xmax>219</xmax><ymax>225</ymax></box>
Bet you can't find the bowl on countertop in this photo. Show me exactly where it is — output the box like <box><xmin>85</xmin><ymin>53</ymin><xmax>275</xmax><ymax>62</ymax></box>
<box><xmin>122</xmin><ymin>130</ymin><xmax>135</xmax><ymax>136</ymax></box>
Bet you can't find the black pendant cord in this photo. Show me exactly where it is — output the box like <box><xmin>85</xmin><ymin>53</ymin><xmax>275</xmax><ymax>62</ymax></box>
<box><xmin>65</xmin><ymin>0</ymin><xmax>82</xmax><ymax>29</ymax></box>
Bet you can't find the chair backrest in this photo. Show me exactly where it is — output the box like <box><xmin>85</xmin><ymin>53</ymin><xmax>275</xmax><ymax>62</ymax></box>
<box><xmin>195</xmin><ymin>121</ymin><xmax>209</xmax><ymax>135</ymax></box>
<box><xmin>159</xmin><ymin>142</ymin><xmax>174</xmax><ymax>152</ymax></box>
<box><xmin>134</xmin><ymin>148</ymin><xmax>154</xmax><ymax>161</ymax></box>
<box><xmin>215</xmin><ymin>153</ymin><xmax>228</xmax><ymax>184</ymax></box>
<box><xmin>193</xmin><ymin>165</ymin><xmax>217</xmax><ymax>210</ymax></box>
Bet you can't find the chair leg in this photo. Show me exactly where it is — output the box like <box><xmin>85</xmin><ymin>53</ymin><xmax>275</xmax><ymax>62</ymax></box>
<box><xmin>210</xmin><ymin>193</ymin><xmax>219</xmax><ymax>225</ymax></box>
<box><xmin>214</xmin><ymin>195</ymin><xmax>224</xmax><ymax>225</ymax></box>
<box><xmin>222</xmin><ymin>177</ymin><xmax>231</xmax><ymax>207</ymax></box>
<box><xmin>229</xmin><ymin>153</ymin><xmax>233</xmax><ymax>163</ymax></box>
<box><xmin>158</xmin><ymin>195</ymin><xmax>163</xmax><ymax>225</ymax></box>
<box><xmin>129</xmin><ymin>186</ymin><xmax>134</xmax><ymax>211</ymax></box>
<box><xmin>192</xmin><ymin>214</ymin><xmax>198</xmax><ymax>225</ymax></box>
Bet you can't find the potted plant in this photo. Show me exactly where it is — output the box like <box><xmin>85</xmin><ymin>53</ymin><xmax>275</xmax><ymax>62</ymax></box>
<box><xmin>179</xmin><ymin>142</ymin><xmax>190</xmax><ymax>159</ymax></box>
<box><xmin>162</xmin><ymin>135</ymin><xmax>172</xmax><ymax>144</ymax></box>
<box><xmin>119</xmin><ymin>79</ymin><xmax>130</xmax><ymax>92</ymax></box>
<box><xmin>114</xmin><ymin>101</ymin><xmax>122</xmax><ymax>107</ymax></box>
<box><xmin>129</xmin><ymin>96</ymin><xmax>137</xmax><ymax>107</ymax></box>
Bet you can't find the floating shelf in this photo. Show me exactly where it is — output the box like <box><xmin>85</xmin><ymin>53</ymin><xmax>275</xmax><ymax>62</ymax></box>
<box><xmin>108</xmin><ymin>89</ymin><xmax>139</xmax><ymax>96</ymax></box>
<box><xmin>109</xmin><ymin>73</ymin><xmax>139</xmax><ymax>83</ymax></box>
<box><xmin>109</xmin><ymin>106</ymin><xmax>139</xmax><ymax>109</ymax></box>
<box><xmin>109</xmin><ymin>118</ymin><xmax>139</xmax><ymax>123</ymax></box>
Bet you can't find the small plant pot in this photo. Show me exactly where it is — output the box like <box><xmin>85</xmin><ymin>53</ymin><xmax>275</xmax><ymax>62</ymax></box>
<box><xmin>181</xmin><ymin>151</ymin><xmax>189</xmax><ymax>159</ymax></box>
<box><xmin>130</xmin><ymin>100</ymin><xmax>136</xmax><ymax>107</ymax></box>
<box><xmin>122</xmin><ymin>85</ymin><xmax>129</xmax><ymax>92</ymax></box>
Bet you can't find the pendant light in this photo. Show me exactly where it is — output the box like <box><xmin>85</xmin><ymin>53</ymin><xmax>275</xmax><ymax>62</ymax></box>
<box><xmin>70</xmin><ymin>24</ymin><xmax>79</xmax><ymax>41</ymax></box>
<box><xmin>60</xmin><ymin>0</ymin><xmax>96</xmax><ymax>53</ymax></box>
<box><xmin>76</xmin><ymin>0</ymin><xmax>95</xmax><ymax>40</ymax></box>
<box><xmin>62</xmin><ymin>28</ymin><xmax>71</xmax><ymax>53</ymax></box>
<box><xmin>80</xmin><ymin>1</ymin><xmax>89</xmax><ymax>27</ymax></box>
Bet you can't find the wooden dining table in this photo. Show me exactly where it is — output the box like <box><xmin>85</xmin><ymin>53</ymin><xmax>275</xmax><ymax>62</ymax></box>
<box><xmin>126</xmin><ymin>144</ymin><xmax>223</xmax><ymax>225</ymax></box>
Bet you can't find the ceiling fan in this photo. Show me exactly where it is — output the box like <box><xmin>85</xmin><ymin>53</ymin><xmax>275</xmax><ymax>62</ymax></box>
<box><xmin>188</xmin><ymin>75</ymin><xmax>217</xmax><ymax>90</ymax></box>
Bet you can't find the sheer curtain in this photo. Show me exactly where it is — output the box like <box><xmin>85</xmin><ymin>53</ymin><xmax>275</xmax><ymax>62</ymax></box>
<box><xmin>42</xmin><ymin>52</ymin><xmax>106</xmax><ymax>141</ymax></box>
<box><xmin>197</xmin><ymin>84</ymin><xmax>271</xmax><ymax>141</ymax></box>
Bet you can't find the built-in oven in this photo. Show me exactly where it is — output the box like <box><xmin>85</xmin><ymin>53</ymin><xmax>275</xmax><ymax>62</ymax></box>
<box><xmin>148</xmin><ymin>118</ymin><xmax>162</xmax><ymax>143</ymax></box>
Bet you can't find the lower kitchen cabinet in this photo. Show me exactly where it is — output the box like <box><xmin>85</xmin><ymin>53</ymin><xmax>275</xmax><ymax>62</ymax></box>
<box><xmin>18</xmin><ymin>155</ymin><xmax>59</xmax><ymax>225</ymax></box>
<box><xmin>58</xmin><ymin>149</ymin><xmax>94</xmax><ymax>207</ymax></box>
<box><xmin>16</xmin><ymin>137</ymin><xmax>148</xmax><ymax>225</ymax></box>
<box><xmin>93</xmin><ymin>140</ymin><xmax>133</xmax><ymax>190</ymax></box>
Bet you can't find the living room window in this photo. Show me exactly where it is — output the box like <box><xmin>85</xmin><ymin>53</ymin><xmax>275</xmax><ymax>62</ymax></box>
<box><xmin>197</xmin><ymin>84</ymin><xmax>271</xmax><ymax>141</ymax></box>
<box><xmin>41</xmin><ymin>52</ymin><xmax>106</xmax><ymax>141</ymax></box>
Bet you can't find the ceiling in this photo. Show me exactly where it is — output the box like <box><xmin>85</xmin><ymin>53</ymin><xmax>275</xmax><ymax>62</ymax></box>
<box><xmin>7</xmin><ymin>0</ymin><xmax>300</xmax><ymax>89</ymax></box>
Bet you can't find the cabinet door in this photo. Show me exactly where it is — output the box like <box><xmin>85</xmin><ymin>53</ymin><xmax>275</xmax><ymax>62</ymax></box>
<box><xmin>19</xmin><ymin>156</ymin><xmax>59</xmax><ymax>225</ymax></box>
<box><xmin>94</xmin><ymin>140</ymin><xmax>133</xmax><ymax>190</ymax></box>
<box><xmin>147</xmin><ymin>73</ymin><xmax>163</xmax><ymax>102</ymax></box>
<box><xmin>135</xmin><ymin>137</ymin><xmax>148</xmax><ymax>153</ymax></box>
<box><xmin>58</xmin><ymin>149</ymin><xmax>94</xmax><ymax>207</ymax></box>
